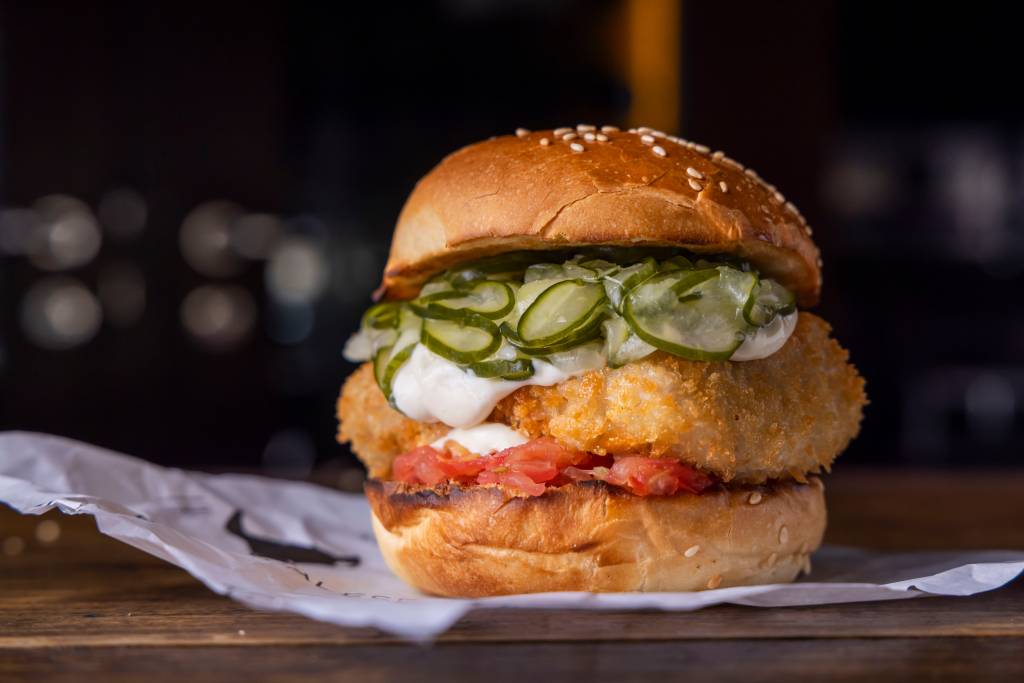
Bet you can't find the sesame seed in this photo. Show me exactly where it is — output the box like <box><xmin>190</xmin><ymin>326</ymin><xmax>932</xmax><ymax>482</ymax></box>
<box><xmin>583</xmin><ymin>132</ymin><xmax>596</xmax><ymax>141</ymax></box>
<box><xmin>515</xmin><ymin>128</ymin><xmax>529</xmax><ymax>138</ymax></box>
<box><xmin>694</xmin><ymin>144</ymin><xmax>710</xmax><ymax>154</ymax></box>
<box><xmin>627</xmin><ymin>128</ymin><xmax>638</xmax><ymax>133</ymax></box>
<box><xmin>652</xmin><ymin>130</ymin><xmax>666</xmax><ymax>138</ymax></box>
<box><xmin>238</xmin><ymin>629</ymin><xmax>246</xmax><ymax>636</ymax></box>
<box><xmin>652</xmin><ymin>145</ymin><xmax>667</xmax><ymax>157</ymax></box>
<box><xmin>686</xmin><ymin>167</ymin><xmax>705</xmax><ymax>179</ymax></box>
<box><xmin>601</xmin><ymin>125</ymin><xmax>619</xmax><ymax>133</ymax></box>
<box><xmin>688</xmin><ymin>178</ymin><xmax>703</xmax><ymax>192</ymax></box>
<box><xmin>805</xmin><ymin>225</ymin><xmax>814</xmax><ymax>235</ymax></box>
<box><xmin>748</xmin><ymin>491</ymin><xmax>762</xmax><ymax>505</ymax></box>
<box><xmin>676</xmin><ymin>137</ymin><xmax>689</xmax><ymax>145</ymax></box>
<box><xmin>719</xmin><ymin>181</ymin><xmax>728</xmax><ymax>193</ymax></box>
<box><xmin>570</xmin><ymin>142</ymin><xmax>584</xmax><ymax>153</ymax></box>
<box><xmin>562</xmin><ymin>132</ymin><xmax>578</xmax><ymax>141</ymax></box>
<box><xmin>707</xmin><ymin>575</ymin><xmax>723</xmax><ymax>589</ymax></box>
<box><xmin>637</xmin><ymin>126</ymin><xmax>653</xmax><ymax>134</ymax></box>
<box><xmin>779</xmin><ymin>526</ymin><xmax>789</xmax><ymax>545</ymax></box>
<box><xmin>720</xmin><ymin>157</ymin><xmax>744</xmax><ymax>171</ymax></box>
<box><xmin>577</xmin><ymin>124</ymin><xmax>596</xmax><ymax>132</ymax></box>
<box><xmin>773</xmin><ymin>191</ymin><xmax>785</xmax><ymax>204</ymax></box>
<box><xmin>744</xmin><ymin>168</ymin><xmax>759</xmax><ymax>179</ymax></box>
<box><xmin>785</xmin><ymin>201</ymin><xmax>799</xmax><ymax>215</ymax></box>
<box><xmin>684</xmin><ymin>544</ymin><xmax>701</xmax><ymax>558</ymax></box>
<box><xmin>553</xmin><ymin>127</ymin><xmax>572</xmax><ymax>137</ymax></box>
<box><xmin>667</xmin><ymin>135</ymin><xmax>681</xmax><ymax>144</ymax></box>
<box><xmin>596</xmin><ymin>133</ymin><xmax>609</xmax><ymax>142</ymax></box>
<box><xmin>539</xmin><ymin>137</ymin><xmax>550</xmax><ymax>146</ymax></box>
<box><xmin>640</xmin><ymin>134</ymin><xmax>655</xmax><ymax>145</ymax></box>
<box><xmin>816</xmin><ymin>256</ymin><xmax>824</xmax><ymax>267</ymax></box>
<box><xmin>712</xmin><ymin>151</ymin><xmax>725</xmax><ymax>161</ymax></box>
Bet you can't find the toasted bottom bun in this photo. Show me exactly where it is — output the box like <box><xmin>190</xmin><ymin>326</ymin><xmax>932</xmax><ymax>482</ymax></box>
<box><xmin>365</xmin><ymin>477</ymin><xmax>826</xmax><ymax>598</ymax></box>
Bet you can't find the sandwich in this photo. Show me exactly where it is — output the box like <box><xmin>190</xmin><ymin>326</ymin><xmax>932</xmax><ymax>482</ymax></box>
<box><xmin>337</xmin><ymin>125</ymin><xmax>866</xmax><ymax>597</ymax></box>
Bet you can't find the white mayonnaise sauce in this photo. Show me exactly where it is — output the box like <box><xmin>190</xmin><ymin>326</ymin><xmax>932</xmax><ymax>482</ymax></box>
<box><xmin>430</xmin><ymin>422</ymin><xmax>527</xmax><ymax>455</ymax></box>
<box><xmin>392</xmin><ymin>345</ymin><xmax>592</xmax><ymax>428</ymax></box>
<box><xmin>730</xmin><ymin>310</ymin><xmax>798</xmax><ymax>361</ymax></box>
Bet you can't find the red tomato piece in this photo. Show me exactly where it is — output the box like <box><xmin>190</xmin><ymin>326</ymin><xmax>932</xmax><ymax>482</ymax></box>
<box><xmin>391</xmin><ymin>439</ymin><xmax>713</xmax><ymax>498</ymax></box>
<box><xmin>477</xmin><ymin>468</ymin><xmax>546</xmax><ymax>496</ymax></box>
<box><xmin>392</xmin><ymin>446</ymin><xmax>448</xmax><ymax>486</ymax></box>
<box><xmin>605</xmin><ymin>456</ymin><xmax>713</xmax><ymax>496</ymax></box>
<box><xmin>494</xmin><ymin>436</ymin><xmax>587</xmax><ymax>470</ymax></box>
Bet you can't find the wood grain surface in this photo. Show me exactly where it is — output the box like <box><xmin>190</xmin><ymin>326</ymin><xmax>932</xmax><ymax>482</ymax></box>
<box><xmin>2</xmin><ymin>467</ymin><xmax>1023</xmax><ymax>681</ymax></box>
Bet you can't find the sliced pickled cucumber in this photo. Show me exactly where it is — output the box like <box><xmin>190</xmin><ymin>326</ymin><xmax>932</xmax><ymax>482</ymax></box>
<box><xmin>414</xmin><ymin>280</ymin><xmax>514</xmax><ymax>319</ymax></box>
<box><xmin>623</xmin><ymin>267</ymin><xmax>758</xmax><ymax>361</ymax></box>
<box><xmin>524</xmin><ymin>263</ymin><xmax>567</xmax><ymax>282</ymax></box>
<box><xmin>421</xmin><ymin>314</ymin><xmax>501</xmax><ymax>364</ymax></box>
<box><xmin>500</xmin><ymin>318</ymin><xmax>603</xmax><ymax>355</ymax></box>
<box><xmin>517</xmin><ymin>279</ymin><xmax>608</xmax><ymax>346</ymax></box>
<box><xmin>602</xmin><ymin>257</ymin><xmax>657</xmax><ymax>311</ymax></box>
<box><xmin>660</xmin><ymin>255</ymin><xmax>695</xmax><ymax>272</ymax></box>
<box><xmin>373</xmin><ymin>336</ymin><xmax>416</xmax><ymax>405</ymax></box>
<box><xmin>361</xmin><ymin>301</ymin><xmax>401</xmax><ymax>329</ymax></box>
<box><xmin>468</xmin><ymin>358</ymin><xmax>535</xmax><ymax>380</ymax></box>
<box><xmin>602</xmin><ymin>316</ymin><xmax>655</xmax><ymax>367</ymax></box>
<box><xmin>743</xmin><ymin>278</ymin><xmax>796</xmax><ymax>327</ymax></box>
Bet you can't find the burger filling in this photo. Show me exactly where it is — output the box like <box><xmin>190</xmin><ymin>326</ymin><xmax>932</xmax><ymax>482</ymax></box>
<box><xmin>394</xmin><ymin>431</ymin><xmax>714</xmax><ymax>498</ymax></box>
<box><xmin>344</xmin><ymin>250</ymin><xmax>798</xmax><ymax>428</ymax></box>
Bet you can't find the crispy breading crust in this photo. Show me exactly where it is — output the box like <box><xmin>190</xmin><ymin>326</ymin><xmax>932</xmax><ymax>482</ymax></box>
<box><xmin>337</xmin><ymin>313</ymin><xmax>866</xmax><ymax>484</ymax></box>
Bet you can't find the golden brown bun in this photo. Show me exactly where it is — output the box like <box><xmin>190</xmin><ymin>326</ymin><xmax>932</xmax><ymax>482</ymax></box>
<box><xmin>382</xmin><ymin>128</ymin><xmax>821</xmax><ymax>306</ymax></box>
<box><xmin>366</xmin><ymin>477</ymin><xmax>825</xmax><ymax>598</ymax></box>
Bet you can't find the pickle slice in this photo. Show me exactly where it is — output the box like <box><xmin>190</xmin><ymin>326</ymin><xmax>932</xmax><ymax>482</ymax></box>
<box><xmin>414</xmin><ymin>280</ymin><xmax>514</xmax><ymax>319</ymax></box>
<box><xmin>602</xmin><ymin>316</ymin><xmax>656</xmax><ymax>368</ymax></box>
<box><xmin>602</xmin><ymin>257</ymin><xmax>657</xmax><ymax>311</ymax></box>
<box><xmin>623</xmin><ymin>267</ymin><xmax>757</xmax><ymax>361</ymax></box>
<box><xmin>361</xmin><ymin>301</ymin><xmax>401</xmax><ymax>329</ymax></box>
<box><xmin>743</xmin><ymin>278</ymin><xmax>797</xmax><ymax>327</ymax></box>
<box><xmin>468</xmin><ymin>358</ymin><xmax>535</xmax><ymax>381</ymax></box>
<box><xmin>373</xmin><ymin>323</ymin><xmax>418</xmax><ymax>405</ymax></box>
<box><xmin>421</xmin><ymin>314</ymin><xmax>501</xmax><ymax>364</ymax></box>
<box><xmin>517</xmin><ymin>280</ymin><xmax>608</xmax><ymax>347</ymax></box>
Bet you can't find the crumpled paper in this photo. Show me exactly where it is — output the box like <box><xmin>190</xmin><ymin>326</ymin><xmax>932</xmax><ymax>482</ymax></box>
<box><xmin>1</xmin><ymin>432</ymin><xmax>1022</xmax><ymax>640</ymax></box>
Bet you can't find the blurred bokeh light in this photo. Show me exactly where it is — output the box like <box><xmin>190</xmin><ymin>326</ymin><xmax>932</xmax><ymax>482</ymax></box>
<box><xmin>20</xmin><ymin>277</ymin><xmax>103</xmax><ymax>350</ymax></box>
<box><xmin>26</xmin><ymin>195</ymin><xmax>102</xmax><ymax>271</ymax></box>
<box><xmin>180</xmin><ymin>284</ymin><xmax>256</xmax><ymax>350</ymax></box>
<box><xmin>179</xmin><ymin>201</ymin><xmax>246</xmax><ymax>278</ymax></box>
<box><xmin>265</xmin><ymin>236</ymin><xmax>328</xmax><ymax>305</ymax></box>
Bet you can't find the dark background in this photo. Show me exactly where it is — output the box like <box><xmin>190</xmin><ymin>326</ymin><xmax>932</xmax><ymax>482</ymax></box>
<box><xmin>1</xmin><ymin>1</ymin><xmax>1021</xmax><ymax>480</ymax></box>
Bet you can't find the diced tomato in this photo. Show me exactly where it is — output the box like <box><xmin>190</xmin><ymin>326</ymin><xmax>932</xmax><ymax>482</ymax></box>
<box><xmin>392</xmin><ymin>446</ymin><xmax>448</xmax><ymax>486</ymax></box>
<box><xmin>390</xmin><ymin>438</ymin><xmax>714</xmax><ymax>498</ymax></box>
<box><xmin>477</xmin><ymin>469</ymin><xmax>546</xmax><ymax>496</ymax></box>
<box><xmin>493</xmin><ymin>437</ymin><xmax>587</xmax><ymax>470</ymax></box>
<box><xmin>605</xmin><ymin>456</ymin><xmax>713</xmax><ymax>496</ymax></box>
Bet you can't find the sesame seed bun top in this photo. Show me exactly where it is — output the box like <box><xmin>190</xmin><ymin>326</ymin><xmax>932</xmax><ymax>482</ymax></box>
<box><xmin>380</xmin><ymin>126</ymin><xmax>822</xmax><ymax>306</ymax></box>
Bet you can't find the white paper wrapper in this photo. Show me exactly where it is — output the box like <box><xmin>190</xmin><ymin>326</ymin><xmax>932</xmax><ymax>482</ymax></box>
<box><xmin>2</xmin><ymin>432</ymin><xmax>1022</xmax><ymax>640</ymax></box>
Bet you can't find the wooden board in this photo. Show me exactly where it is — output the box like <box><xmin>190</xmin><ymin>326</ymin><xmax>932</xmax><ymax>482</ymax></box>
<box><xmin>2</xmin><ymin>468</ymin><xmax>1023</xmax><ymax>681</ymax></box>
